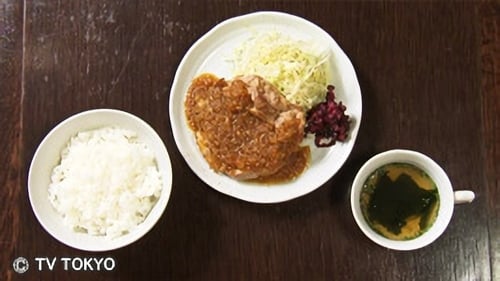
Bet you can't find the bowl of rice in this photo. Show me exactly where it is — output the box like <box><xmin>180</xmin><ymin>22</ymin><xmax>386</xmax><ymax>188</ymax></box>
<box><xmin>28</xmin><ymin>109</ymin><xmax>172</xmax><ymax>251</ymax></box>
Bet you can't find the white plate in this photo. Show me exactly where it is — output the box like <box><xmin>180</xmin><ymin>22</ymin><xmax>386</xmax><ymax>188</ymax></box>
<box><xmin>169</xmin><ymin>11</ymin><xmax>362</xmax><ymax>203</ymax></box>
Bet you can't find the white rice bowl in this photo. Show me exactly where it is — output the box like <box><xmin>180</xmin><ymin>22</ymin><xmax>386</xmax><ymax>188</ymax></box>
<box><xmin>28</xmin><ymin>109</ymin><xmax>172</xmax><ymax>251</ymax></box>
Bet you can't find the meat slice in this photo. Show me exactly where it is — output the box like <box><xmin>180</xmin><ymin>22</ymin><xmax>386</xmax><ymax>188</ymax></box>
<box><xmin>238</xmin><ymin>75</ymin><xmax>294</xmax><ymax>124</ymax></box>
<box><xmin>185</xmin><ymin>73</ymin><xmax>308</xmax><ymax>181</ymax></box>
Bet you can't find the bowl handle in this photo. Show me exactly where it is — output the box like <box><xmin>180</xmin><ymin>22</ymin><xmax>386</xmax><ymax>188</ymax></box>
<box><xmin>453</xmin><ymin>190</ymin><xmax>475</xmax><ymax>204</ymax></box>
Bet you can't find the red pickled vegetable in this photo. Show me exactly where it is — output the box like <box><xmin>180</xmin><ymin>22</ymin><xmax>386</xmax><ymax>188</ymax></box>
<box><xmin>305</xmin><ymin>85</ymin><xmax>350</xmax><ymax>147</ymax></box>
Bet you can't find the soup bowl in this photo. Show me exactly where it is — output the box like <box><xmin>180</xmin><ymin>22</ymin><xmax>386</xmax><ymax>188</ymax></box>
<box><xmin>350</xmin><ymin>149</ymin><xmax>474</xmax><ymax>250</ymax></box>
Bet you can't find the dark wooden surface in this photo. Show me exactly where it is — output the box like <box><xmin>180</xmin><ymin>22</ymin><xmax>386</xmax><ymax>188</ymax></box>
<box><xmin>1</xmin><ymin>1</ymin><xmax>498</xmax><ymax>280</ymax></box>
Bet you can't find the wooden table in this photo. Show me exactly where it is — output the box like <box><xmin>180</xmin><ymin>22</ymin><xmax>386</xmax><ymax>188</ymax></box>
<box><xmin>1</xmin><ymin>1</ymin><xmax>498</xmax><ymax>280</ymax></box>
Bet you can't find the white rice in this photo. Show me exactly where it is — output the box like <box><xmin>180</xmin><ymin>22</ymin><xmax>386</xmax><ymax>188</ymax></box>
<box><xmin>48</xmin><ymin>126</ymin><xmax>162</xmax><ymax>239</ymax></box>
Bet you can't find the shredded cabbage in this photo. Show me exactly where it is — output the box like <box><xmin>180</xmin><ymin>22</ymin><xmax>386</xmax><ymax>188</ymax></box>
<box><xmin>232</xmin><ymin>31</ymin><xmax>329</xmax><ymax>110</ymax></box>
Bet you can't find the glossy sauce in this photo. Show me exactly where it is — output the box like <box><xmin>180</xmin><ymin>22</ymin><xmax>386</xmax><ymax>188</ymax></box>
<box><xmin>360</xmin><ymin>163</ymin><xmax>439</xmax><ymax>240</ymax></box>
<box><xmin>185</xmin><ymin>73</ymin><xmax>310</xmax><ymax>183</ymax></box>
<box><xmin>251</xmin><ymin>146</ymin><xmax>310</xmax><ymax>184</ymax></box>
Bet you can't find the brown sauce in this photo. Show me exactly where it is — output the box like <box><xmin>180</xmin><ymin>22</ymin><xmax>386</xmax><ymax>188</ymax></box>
<box><xmin>185</xmin><ymin>73</ymin><xmax>310</xmax><ymax>183</ymax></box>
<box><xmin>251</xmin><ymin>146</ymin><xmax>310</xmax><ymax>184</ymax></box>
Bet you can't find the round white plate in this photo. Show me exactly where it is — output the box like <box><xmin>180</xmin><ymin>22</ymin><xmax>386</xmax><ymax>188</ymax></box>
<box><xmin>169</xmin><ymin>11</ymin><xmax>362</xmax><ymax>203</ymax></box>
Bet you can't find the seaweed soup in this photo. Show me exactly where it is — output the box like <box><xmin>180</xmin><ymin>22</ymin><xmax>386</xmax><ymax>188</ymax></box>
<box><xmin>360</xmin><ymin>163</ymin><xmax>440</xmax><ymax>240</ymax></box>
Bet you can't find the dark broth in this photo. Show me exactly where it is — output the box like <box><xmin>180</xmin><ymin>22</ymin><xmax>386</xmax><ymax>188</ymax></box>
<box><xmin>360</xmin><ymin>163</ymin><xmax>439</xmax><ymax>240</ymax></box>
